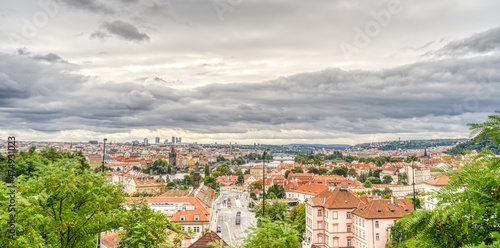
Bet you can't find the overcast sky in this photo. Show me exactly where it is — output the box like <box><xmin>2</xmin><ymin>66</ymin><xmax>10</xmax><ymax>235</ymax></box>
<box><xmin>1</xmin><ymin>0</ymin><xmax>499</xmax><ymax>145</ymax></box>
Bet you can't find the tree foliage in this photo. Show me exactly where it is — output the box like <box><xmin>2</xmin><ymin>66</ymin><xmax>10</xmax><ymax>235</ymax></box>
<box><xmin>394</xmin><ymin>151</ymin><xmax>500</xmax><ymax>247</ymax></box>
<box><xmin>289</xmin><ymin>204</ymin><xmax>306</xmax><ymax>236</ymax></box>
<box><xmin>0</xmin><ymin>158</ymin><xmax>124</xmax><ymax>248</ymax></box>
<box><xmin>294</xmin><ymin>154</ymin><xmax>323</xmax><ymax>165</ymax></box>
<box><xmin>267</xmin><ymin>184</ymin><xmax>285</xmax><ymax>199</ymax></box>
<box><xmin>118</xmin><ymin>201</ymin><xmax>183</xmax><ymax>248</ymax></box>
<box><xmin>290</xmin><ymin>167</ymin><xmax>304</xmax><ymax>173</ymax></box>
<box><xmin>240</xmin><ymin>218</ymin><xmax>301</xmax><ymax>248</ymax></box>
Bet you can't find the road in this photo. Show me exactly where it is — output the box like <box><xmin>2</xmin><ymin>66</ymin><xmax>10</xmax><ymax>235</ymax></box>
<box><xmin>211</xmin><ymin>190</ymin><xmax>257</xmax><ymax>246</ymax></box>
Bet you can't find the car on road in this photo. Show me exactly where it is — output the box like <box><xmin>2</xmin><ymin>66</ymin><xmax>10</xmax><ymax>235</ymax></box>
<box><xmin>235</xmin><ymin>211</ymin><xmax>241</xmax><ymax>225</ymax></box>
<box><xmin>217</xmin><ymin>225</ymin><xmax>221</xmax><ymax>233</ymax></box>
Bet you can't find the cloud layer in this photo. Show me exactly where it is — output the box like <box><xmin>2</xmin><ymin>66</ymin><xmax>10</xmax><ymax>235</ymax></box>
<box><xmin>0</xmin><ymin>0</ymin><xmax>499</xmax><ymax>144</ymax></box>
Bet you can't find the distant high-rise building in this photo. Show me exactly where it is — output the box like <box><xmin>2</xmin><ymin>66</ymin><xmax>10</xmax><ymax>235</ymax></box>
<box><xmin>172</xmin><ymin>136</ymin><xmax>175</xmax><ymax>144</ymax></box>
<box><xmin>178</xmin><ymin>137</ymin><xmax>182</xmax><ymax>143</ymax></box>
<box><xmin>144</xmin><ymin>138</ymin><xmax>148</xmax><ymax>146</ymax></box>
<box><xmin>155</xmin><ymin>137</ymin><xmax>160</xmax><ymax>144</ymax></box>
<box><xmin>175</xmin><ymin>137</ymin><xmax>180</xmax><ymax>143</ymax></box>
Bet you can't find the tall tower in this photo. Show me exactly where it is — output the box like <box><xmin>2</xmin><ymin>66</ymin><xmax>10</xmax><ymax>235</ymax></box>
<box><xmin>144</xmin><ymin>138</ymin><xmax>148</xmax><ymax>146</ymax></box>
<box><xmin>193</xmin><ymin>162</ymin><xmax>201</xmax><ymax>189</ymax></box>
<box><xmin>155</xmin><ymin>137</ymin><xmax>160</xmax><ymax>144</ymax></box>
<box><xmin>172</xmin><ymin>136</ymin><xmax>175</xmax><ymax>144</ymax></box>
<box><xmin>169</xmin><ymin>147</ymin><xmax>177</xmax><ymax>174</ymax></box>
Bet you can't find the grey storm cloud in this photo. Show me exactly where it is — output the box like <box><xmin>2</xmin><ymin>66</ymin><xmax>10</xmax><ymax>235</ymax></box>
<box><xmin>1</xmin><ymin>25</ymin><xmax>499</xmax><ymax>137</ymax></box>
<box><xmin>93</xmin><ymin>20</ymin><xmax>150</xmax><ymax>42</ymax></box>
<box><xmin>429</xmin><ymin>26</ymin><xmax>500</xmax><ymax>57</ymax></box>
<box><xmin>61</xmin><ymin>0</ymin><xmax>114</xmax><ymax>14</ymax></box>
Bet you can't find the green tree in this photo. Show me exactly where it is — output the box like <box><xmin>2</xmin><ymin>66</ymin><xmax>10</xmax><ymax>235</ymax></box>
<box><xmin>241</xmin><ymin>218</ymin><xmax>301</xmax><ymax>248</ymax></box>
<box><xmin>469</xmin><ymin>110</ymin><xmax>500</xmax><ymax>144</ymax></box>
<box><xmin>254</xmin><ymin>200</ymin><xmax>288</xmax><ymax>222</ymax></box>
<box><xmin>237</xmin><ymin>174</ymin><xmax>244</xmax><ymax>186</ymax></box>
<box><xmin>118</xmin><ymin>201</ymin><xmax>183</xmax><ymax>248</ymax></box>
<box><xmin>205</xmin><ymin>164</ymin><xmax>210</xmax><ymax>177</ymax></box>
<box><xmin>318</xmin><ymin>167</ymin><xmax>329</xmax><ymax>175</ymax></box>
<box><xmin>404</xmin><ymin>155</ymin><xmax>419</xmax><ymax>163</ymax></box>
<box><xmin>367</xmin><ymin>176</ymin><xmax>382</xmax><ymax>184</ymax></box>
<box><xmin>183</xmin><ymin>175</ymin><xmax>193</xmax><ymax>186</ymax></box>
<box><xmin>289</xmin><ymin>204</ymin><xmax>306</xmax><ymax>236</ymax></box>
<box><xmin>284</xmin><ymin>170</ymin><xmax>291</xmax><ymax>179</ymax></box>
<box><xmin>347</xmin><ymin>167</ymin><xmax>358</xmax><ymax>178</ymax></box>
<box><xmin>358</xmin><ymin>172</ymin><xmax>367</xmax><ymax>183</ymax></box>
<box><xmin>0</xmin><ymin>158</ymin><xmax>125</xmax><ymax>248</ymax></box>
<box><xmin>383</xmin><ymin>175</ymin><xmax>393</xmax><ymax>184</ymax></box>
<box><xmin>363</xmin><ymin>180</ymin><xmax>372</xmax><ymax>188</ymax></box>
<box><xmin>267</xmin><ymin>184</ymin><xmax>285</xmax><ymax>199</ymax></box>
<box><xmin>291</xmin><ymin>167</ymin><xmax>303</xmax><ymax>173</ymax></box>
<box><xmin>307</xmin><ymin>166</ymin><xmax>319</xmax><ymax>174</ymax></box>
<box><xmin>344</xmin><ymin>155</ymin><xmax>358</xmax><ymax>163</ymax></box>
<box><xmin>214</xmin><ymin>164</ymin><xmax>232</xmax><ymax>176</ymax></box>
<box><xmin>250</xmin><ymin>192</ymin><xmax>257</xmax><ymax>200</ymax></box>
<box><xmin>203</xmin><ymin>176</ymin><xmax>217</xmax><ymax>190</ymax></box>
<box><xmin>399</xmin><ymin>151</ymin><xmax>500</xmax><ymax>247</ymax></box>
<box><xmin>330</xmin><ymin>166</ymin><xmax>348</xmax><ymax>176</ymax></box>
<box><xmin>248</xmin><ymin>181</ymin><xmax>263</xmax><ymax>192</ymax></box>
<box><xmin>398</xmin><ymin>173</ymin><xmax>408</xmax><ymax>185</ymax></box>
<box><xmin>148</xmin><ymin>159</ymin><xmax>169</xmax><ymax>175</ymax></box>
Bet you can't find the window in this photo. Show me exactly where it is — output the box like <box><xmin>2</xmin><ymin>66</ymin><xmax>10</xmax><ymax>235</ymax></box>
<box><xmin>376</xmin><ymin>233</ymin><xmax>380</xmax><ymax>241</ymax></box>
<box><xmin>362</xmin><ymin>219</ymin><xmax>365</xmax><ymax>227</ymax></box>
<box><xmin>333</xmin><ymin>211</ymin><xmax>338</xmax><ymax>219</ymax></box>
<box><xmin>180</xmin><ymin>215</ymin><xmax>185</xmax><ymax>221</ymax></box>
<box><xmin>347</xmin><ymin>225</ymin><xmax>351</xmax><ymax>233</ymax></box>
<box><xmin>194</xmin><ymin>227</ymin><xmax>200</xmax><ymax>232</ymax></box>
<box><xmin>188</xmin><ymin>227</ymin><xmax>191</xmax><ymax>231</ymax></box>
<box><xmin>195</xmin><ymin>214</ymin><xmax>200</xmax><ymax>221</ymax></box>
<box><xmin>375</xmin><ymin>221</ymin><xmax>379</xmax><ymax>228</ymax></box>
<box><xmin>347</xmin><ymin>211</ymin><xmax>351</xmax><ymax>219</ymax></box>
<box><xmin>325</xmin><ymin>210</ymin><xmax>328</xmax><ymax>218</ymax></box>
<box><xmin>347</xmin><ymin>239</ymin><xmax>352</xmax><ymax>246</ymax></box>
<box><xmin>181</xmin><ymin>227</ymin><xmax>185</xmax><ymax>231</ymax></box>
<box><xmin>318</xmin><ymin>209</ymin><xmax>322</xmax><ymax>216</ymax></box>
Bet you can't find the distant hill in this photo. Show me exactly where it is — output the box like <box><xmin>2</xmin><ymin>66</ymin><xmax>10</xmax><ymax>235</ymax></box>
<box><xmin>288</xmin><ymin>144</ymin><xmax>351</xmax><ymax>150</ymax></box>
<box><xmin>445</xmin><ymin>135</ymin><xmax>500</xmax><ymax>155</ymax></box>
<box><xmin>351</xmin><ymin>139</ymin><xmax>467</xmax><ymax>151</ymax></box>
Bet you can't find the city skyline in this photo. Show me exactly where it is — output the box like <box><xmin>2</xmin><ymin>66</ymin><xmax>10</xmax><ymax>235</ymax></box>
<box><xmin>1</xmin><ymin>0</ymin><xmax>499</xmax><ymax>145</ymax></box>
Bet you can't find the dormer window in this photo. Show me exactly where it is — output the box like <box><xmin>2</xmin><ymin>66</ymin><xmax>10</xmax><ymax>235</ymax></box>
<box><xmin>180</xmin><ymin>215</ymin><xmax>185</xmax><ymax>221</ymax></box>
<box><xmin>195</xmin><ymin>214</ymin><xmax>200</xmax><ymax>221</ymax></box>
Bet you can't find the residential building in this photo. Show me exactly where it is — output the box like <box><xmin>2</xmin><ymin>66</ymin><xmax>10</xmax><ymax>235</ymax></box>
<box><xmin>286</xmin><ymin>183</ymin><xmax>329</xmax><ymax>203</ymax></box>
<box><xmin>170</xmin><ymin>207</ymin><xmax>210</xmax><ymax>234</ymax></box>
<box><xmin>352</xmin><ymin>198</ymin><xmax>414</xmax><ymax>248</ymax></box>
<box><xmin>305</xmin><ymin>186</ymin><xmax>365</xmax><ymax>247</ymax></box>
<box><xmin>422</xmin><ymin>174</ymin><xmax>450</xmax><ymax>210</ymax></box>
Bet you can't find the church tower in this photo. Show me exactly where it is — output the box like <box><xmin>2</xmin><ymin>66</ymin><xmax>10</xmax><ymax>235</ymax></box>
<box><xmin>169</xmin><ymin>147</ymin><xmax>177</xmax><ymax>174</ymax></box>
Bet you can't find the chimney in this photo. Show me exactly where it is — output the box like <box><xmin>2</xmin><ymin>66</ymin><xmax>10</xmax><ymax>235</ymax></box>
<box><xmin>391</xmin><ymin>196</ymin><xmax>394</xmax><ymax>205</ymax></box>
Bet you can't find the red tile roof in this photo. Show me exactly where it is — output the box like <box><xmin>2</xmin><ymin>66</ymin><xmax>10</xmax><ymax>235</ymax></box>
<box><xmin>287</xmin><ymin>183</ymin><xmax>329</xmax><ymax>196</ymax></box>
<box><xmin>422</xmin><ymin>174</ymin><xmax>450</xmax><ymax>186</ymax></box>
<box><xmin>188</xmin><ymin>231</ymin><xmax>229</xmax><ymax>248</ymax></box>
<box><xmin>309</xmin><ymin>187</ymin><xmax>365</xmax><ymax>209</ymax></box>
<box><xmin>352</xmin><ymin>199</ymin><xmax>414</xmax><ymax>219</ymax></box>
<box><xmin>170</xmin><ymin>208</ymin><xmax>209</xmax><ymax>222</ymax></box>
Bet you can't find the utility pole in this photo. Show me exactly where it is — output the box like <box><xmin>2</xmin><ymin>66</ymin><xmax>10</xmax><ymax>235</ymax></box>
<box><xmin>262</xmin><ymin>149</ymin><xmax>269</xmax><ymax>218</ymax></box>
<box><xmin>97</xmin><ymin>138</ymin><xmax>106</xmax><ymax>248</ymax></box>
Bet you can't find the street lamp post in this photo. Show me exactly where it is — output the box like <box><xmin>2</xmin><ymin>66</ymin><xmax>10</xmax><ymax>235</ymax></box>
<box><xmin>97</xmin><ymin>138</ymin><xmax>106</xmax><ymax>248</ymax></box>
<box><xmin>262</xmin><ymin>149</ymin><xmax>269</xmax><ymax>218</ymax></box>
<box><xmin>412</xmin><ymin>158</ymin><xmax>416</xmax><ymax>211</ymax></box>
